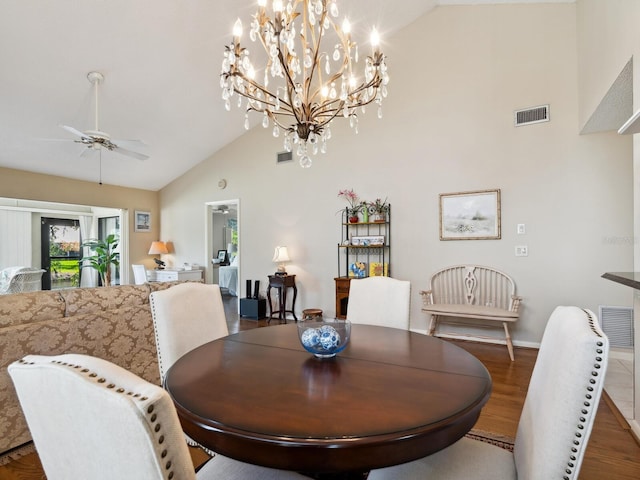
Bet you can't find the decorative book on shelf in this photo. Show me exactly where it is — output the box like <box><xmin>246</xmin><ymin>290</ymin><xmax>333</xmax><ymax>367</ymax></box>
<box><xmin>369</xmin><ymin>262</ymin><xmax>389</xmax><ymax>277</ymax></box>
<box><xmin>349</xmin><ymin>262</ymin><xmax>367</xmax><ymax>278</ymax></box>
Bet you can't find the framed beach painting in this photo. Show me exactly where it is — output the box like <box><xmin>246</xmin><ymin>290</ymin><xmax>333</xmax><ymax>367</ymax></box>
<box><xmin>134</xmin><ymin>211</ymin><xmax>151</xmax><ymax>232</ymax></box>
<box><xmin>439</xmin><ymin>189</ymin><xmax>501</xmax><ymax>240</ymax></box>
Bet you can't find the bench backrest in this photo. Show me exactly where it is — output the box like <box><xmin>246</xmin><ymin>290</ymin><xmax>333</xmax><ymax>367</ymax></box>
<box><xmin>429</xmin><ymin>265</ymin><xmax>516</xmax><ymax>310</ymax></box>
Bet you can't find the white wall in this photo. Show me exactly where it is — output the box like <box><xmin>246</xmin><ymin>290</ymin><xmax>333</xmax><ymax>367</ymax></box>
<box><xmin>160</xmin><ymin>3</ymin><xmax>632</xmax><ymax>346</ymax></box>
<box><xmin>576</xmin><ymin>0</ymin><xmax>640</xmax><ymax>435</ymax></box>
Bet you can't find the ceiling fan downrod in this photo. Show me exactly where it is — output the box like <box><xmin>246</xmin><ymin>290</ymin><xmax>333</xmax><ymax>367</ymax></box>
<box><xmin>87</xmin><ymin>71</ymin><xmax>104</xmax><ymax>135</ymax></box>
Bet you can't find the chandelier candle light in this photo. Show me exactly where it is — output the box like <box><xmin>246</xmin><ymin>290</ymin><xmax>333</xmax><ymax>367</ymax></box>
<box><xmin>221</xmin><ymin>0</ymin><xmax>389</xmax><ymax>168</ymax></box>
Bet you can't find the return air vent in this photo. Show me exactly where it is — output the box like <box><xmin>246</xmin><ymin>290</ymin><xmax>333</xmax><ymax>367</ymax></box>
<box><xmin>276</xmin><ymin>151</ymin><xmax>293</xmax><ymax>163</ymax></box>
<box><xmin>598</xmin><ymin>305</ymin><xmax>633</xmax><ymax>348</ymax></box>
<box><xmin>514</xmin><ymin>104</ymin><xmax>549</xmax><ymax>127</ymax></box>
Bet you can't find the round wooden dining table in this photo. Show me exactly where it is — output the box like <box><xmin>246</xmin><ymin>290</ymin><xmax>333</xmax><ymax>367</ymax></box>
<box><xmin>164</xmin><ymin>323</ymin><xmax>492</xmax><ymax>478</ymax></box>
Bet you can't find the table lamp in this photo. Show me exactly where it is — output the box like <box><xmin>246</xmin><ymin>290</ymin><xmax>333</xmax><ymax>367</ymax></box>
<box><xmin>149</xmin><ymin>241</ymin><xmax>168</xmax><ymax>269</ymax></box>
<box><xmin>272</xmin><ymin>246</ymin><xmax>290</xmax><ymax>276</ymax></box>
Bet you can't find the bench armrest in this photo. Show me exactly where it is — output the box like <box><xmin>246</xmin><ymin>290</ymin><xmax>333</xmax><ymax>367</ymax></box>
<box><xmin>420</xmin><ymin>290</ymin><xmax>434</xmax><ymax>307</ymax></box>
<box><xmin>510</xmin><ymin>295</ymin><xmax>522</xmax><ymax>313</ymax></box>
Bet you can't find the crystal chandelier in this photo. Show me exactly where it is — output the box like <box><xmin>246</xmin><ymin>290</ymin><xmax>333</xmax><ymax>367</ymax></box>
<box><xmin>221</xmin><ymin>0</ymin><xmax>389</xmax><ymax>168</ymax></box>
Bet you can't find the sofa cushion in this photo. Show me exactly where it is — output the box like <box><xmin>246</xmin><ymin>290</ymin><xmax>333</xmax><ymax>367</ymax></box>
<box><xmin>0</xmin><ymin>291</ymin><xmax>65</xmax><ymax>328</ymax></box>
<box><xmin>62</xmin><ymin>284</ymin><xmax>149</xmax><ymax>316</ymax></box>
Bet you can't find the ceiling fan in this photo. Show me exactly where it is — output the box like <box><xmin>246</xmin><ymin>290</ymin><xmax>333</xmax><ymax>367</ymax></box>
<box><xmin>60</xmin><ymin>71</ymin><xmax>149</xmax><ymax>161</ymax></box>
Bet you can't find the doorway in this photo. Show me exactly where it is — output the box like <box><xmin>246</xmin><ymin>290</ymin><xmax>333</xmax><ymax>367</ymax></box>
<box><xmin>40</xmin><ymin>218</ymin><xmax>81</xmax><ymax>290</ymax></box>
<box><xmin>206</xmin><ymin>200</ymin><xmax>240</xmax><ymax>311</ymax></box>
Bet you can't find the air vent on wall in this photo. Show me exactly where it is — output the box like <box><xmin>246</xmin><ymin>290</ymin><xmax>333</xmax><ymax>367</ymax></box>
<box><xmin>514</xmin><ymin>104</ymin><xmax>549</xmax><ymax>127</ymax></box>
<box><xmin>598</xmin><ymin>305</ymin><xmax>634</xmax><ymax>348</ymax></box>
<box><xmin>277</xmin><ymin>151</ymin><xmax>293</xmax><ymax>163</ymax></box>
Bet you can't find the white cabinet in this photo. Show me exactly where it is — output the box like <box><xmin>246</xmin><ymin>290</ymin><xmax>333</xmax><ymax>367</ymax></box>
<box><xmin>146</xmin><ymin>269</ymin><xmax>203</xmax><ymax>282</ymax></box>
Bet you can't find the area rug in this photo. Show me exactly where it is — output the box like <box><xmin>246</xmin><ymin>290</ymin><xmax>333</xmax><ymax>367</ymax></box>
<box><xmin>0</xmin><ymin>442</ymin><xmax>36</xmax><ymax>466</ymax></box>
<box><xmin>302</xmin><ymin>429</ymin><xmax>515</xmax><ymax>479</ymax></box>
<box><xmin>466</xmin><ymin>428</ymin><xmax>515</xmax><ymax>452</ymax></box>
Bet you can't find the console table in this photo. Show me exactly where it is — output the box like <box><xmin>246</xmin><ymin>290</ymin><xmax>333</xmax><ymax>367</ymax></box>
<box><xmin>267</xmin><ymin>274</ymin><xmax>298</xmax><ymax>322</ymax></box>
<box><xmin>146</xmin><ymin>269</ymin><xmax>203</xmax><ymax>282</ymax></box>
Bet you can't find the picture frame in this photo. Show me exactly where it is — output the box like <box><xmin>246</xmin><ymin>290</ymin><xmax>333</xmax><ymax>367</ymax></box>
<box><xmin>348</xmin><ymin>262</ymin><xmax>367</xmax><ymax>278</ymax></box>
<box><xmin>369</xmin><ymin>262</ymin><xmax>389</xmax><ymax>277</ymax></box>
<box><xmin>351</xmin><ymin>235</ymin><xmax>385</xmax><ymax>246</ymax></box>
<box><xmin>217</xmin><ymin>249</ymin><xmax>229</xmax><ymax>264</ymax></box>
<box><xmin>134</xmin><ymin>211</ymin><xmax>151</xmax><ymax>232</ymax></box>
<box><xmin>439</xmin><ymin>189</ymin><xmax>501</xmax><ymax>240</ymax></box>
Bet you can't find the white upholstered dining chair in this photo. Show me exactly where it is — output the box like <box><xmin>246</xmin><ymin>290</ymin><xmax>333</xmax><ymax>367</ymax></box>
<box><xmin>368</xmin><ymin>305</ymin><xmax>609</xmax><ymax>480</ymax></box>
<box><xmin>346</xmin><ymin>276</ymin><xmax>411</xmax><ymax>330</ymax></box>
<box><xmin>150</xmin><ymin>282</ymin><xmax>229</xmax><ymax>454</ymax></box>
<box><xmin>8</xmin><ymin>353</ymin><xmax>307</xmax><ymax>480</ymax></box>
<box><xmin>150</xmin><ymin>282</ymin><xmax>229</xmax><ymax>380</ymax></box>
<box><xmin>131</xmin><ymin>264</ymin><xmax>147</xmax><ymax>285</ymax></box>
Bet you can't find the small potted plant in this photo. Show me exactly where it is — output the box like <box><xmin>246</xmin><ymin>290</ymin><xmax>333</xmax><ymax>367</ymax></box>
<box><xmin>338</xmin><ymin>189</ymin><xmax>361</xmax><ymax>223</ymax></box>
<box><xmin>82</xmin><ymin>234</ymin><xmax>120</xmax><ymax>286</ymax></box>
<box><xmin>369</xmin><ymin>198</ymin><xmax>389</xmax><ymax>222</ymax></box>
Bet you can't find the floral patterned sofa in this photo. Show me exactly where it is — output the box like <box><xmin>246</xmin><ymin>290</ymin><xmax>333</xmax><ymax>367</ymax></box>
<box><xmin>0</xmin><ymin>282</ymin><xmax>183</xmax><ymax>460</ymax></box>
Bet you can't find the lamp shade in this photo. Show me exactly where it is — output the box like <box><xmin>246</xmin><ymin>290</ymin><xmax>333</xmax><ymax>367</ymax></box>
<box><xmin>148</xmin><ymin>241</ymin><xmax>168</xmax><ymax>255</ymax></box>
<box><xmin>272</xmin><ymin>246</ymin><xmax>290</xmax><ymax>263</ymax></box>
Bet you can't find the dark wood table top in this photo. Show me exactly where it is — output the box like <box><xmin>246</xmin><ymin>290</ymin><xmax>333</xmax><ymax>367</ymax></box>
<box><xmin>165</xmin><ymin>323</ymin><xmax>492</xmax><ymax>475</ymax></box>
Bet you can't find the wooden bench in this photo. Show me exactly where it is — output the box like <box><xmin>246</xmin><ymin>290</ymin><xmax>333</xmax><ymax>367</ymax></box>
<box><xmin>420</xmin><ymin>265</ymin><xmax>522</xmax><ymax>361</ymax></box>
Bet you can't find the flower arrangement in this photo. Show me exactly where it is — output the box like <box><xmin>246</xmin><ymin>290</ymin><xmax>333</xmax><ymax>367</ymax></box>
<box><xmin>338</xmin><ymin>189</ymin><xmax>362</xmax><ymax>221</ymax></box>
<box><xmin>369</xmin><ymin>197</ymin><xmax>389</xmax><ymax>215</ymax></box>
<box><xmin>337</xmin><ymin>190</ymin><xmax>389</xmax><ymax>223</ymax></box>
<box><xmin>358</xmin><ymin>197</ymin><xmax>389</xmax><ymax>222</ymax></box>
<box><xmin>338</xmin><ymin>189</ymin><xmax>360</xmax><ymax>211</ymax></box>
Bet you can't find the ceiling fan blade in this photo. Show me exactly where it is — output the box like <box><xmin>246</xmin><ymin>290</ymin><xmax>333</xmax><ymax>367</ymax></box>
<box><xmin>37</xmin><ymin>137</ymin><xmax>74</xmax><ymax>142</ymax></box>
<box><xmin>114</xmin><ymin>138</ymin><xmax>147</xmax><ymax>146</ymax></box>
<box><xmin>60</xmin><ymin>124</ymin><xmax>89</xmax><ymax>140</ymax></box>
<box><xmin>111</xmin><ymin>144</ymin><xmax>149</xmax><ymax>161</ymax></box>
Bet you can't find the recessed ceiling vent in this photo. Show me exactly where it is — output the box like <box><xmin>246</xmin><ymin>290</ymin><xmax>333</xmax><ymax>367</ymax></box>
<box><xmin>514</xmin><ymin>104</ymin><xmax>549</xmax><ymax>127</ymax></box>
<box><xmin>277</xmin><ymin>151</ymin><xmax>293</xmax><ymax>163</ymax></box>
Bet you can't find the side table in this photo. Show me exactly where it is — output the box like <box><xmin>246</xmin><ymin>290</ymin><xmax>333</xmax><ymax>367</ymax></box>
<box><xmin>334</xmin><ymin>277</ymin><xmax>351</xmax><ymax>320</ymax></box>
<box><xmin>267</xmin><ymin>274</ymin><xmax>298</xmax><ymax>322</ymax></box>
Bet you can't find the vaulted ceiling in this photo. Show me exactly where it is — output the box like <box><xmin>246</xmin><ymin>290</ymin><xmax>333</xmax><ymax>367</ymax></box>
<box><xmin>0</xmin><ymin>0</ymin><xmax>572</xmax><ymax>190</ymax></box>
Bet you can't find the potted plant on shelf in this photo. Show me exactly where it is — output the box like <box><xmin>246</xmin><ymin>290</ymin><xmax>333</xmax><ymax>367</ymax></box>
<box><xmin>82</xmin><ymin>234</ymin><xmax>120</xmax><ymax>287</ymax></box>
<box><xmin>370</xmin><ymin>198</ymin><xmax>389</xmax><ymax>222</ymax></box>
<box><xmin>338</xmin><ymin>188</ymin><xmax>361</xmax><ymax>223</ymax></box>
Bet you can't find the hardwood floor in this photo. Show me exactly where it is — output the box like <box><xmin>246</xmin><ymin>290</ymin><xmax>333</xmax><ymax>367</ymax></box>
<box><xmin>1</xmin><ymin>296</ymin><xmax>639</xmax><ymax>479</ymax></box>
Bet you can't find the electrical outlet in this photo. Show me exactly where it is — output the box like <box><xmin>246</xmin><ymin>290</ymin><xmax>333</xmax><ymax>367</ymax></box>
<box><xmin>515</xmin><ymin>246</ymin><xmax>528</xmax><ymax>257</ymax></box>
<box><xmin>517</xmin><ymin>224</ymin><xmax>526</xmax><ymax>234</ymax></box>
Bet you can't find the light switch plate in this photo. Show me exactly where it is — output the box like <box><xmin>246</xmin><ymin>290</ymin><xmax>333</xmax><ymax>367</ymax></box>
<box><xmin>517</xmin><ymin>224</ymin><xmax>526</xmax><ymax>234</ymax></box>
<box><xmin>515</xmin><ymin>245</ymin><xmax>528</xmax><ymax>257</ymax></box>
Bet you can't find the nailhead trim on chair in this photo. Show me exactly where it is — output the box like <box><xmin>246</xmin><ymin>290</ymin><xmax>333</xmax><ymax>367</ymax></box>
<box><xmin>17</xmin><ymin>358</ymin><xmax>177</xmax><ymax>480</ymax></box>
<box><xmin>149</xmin><ymin>299</ymin><xmax>167</xmax><ymax>380</ymax></box>
<box><xmin>562</xmin><ymin>310</ymin><xmax>606</xmax><ymax>480</ymax></box>
<box><xmin>149</xmin><ymin>291</ymin><xmax>217</xmax><ymax>457</ymax></box>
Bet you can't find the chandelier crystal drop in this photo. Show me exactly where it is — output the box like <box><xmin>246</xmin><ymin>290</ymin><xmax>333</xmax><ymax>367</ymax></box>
<box><xmin>220</xmin><ymin>0</ymin><xmax>389</xmax><ymax>168</ymax></box>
